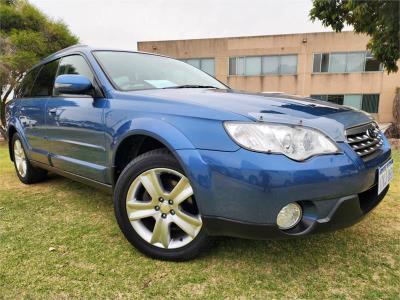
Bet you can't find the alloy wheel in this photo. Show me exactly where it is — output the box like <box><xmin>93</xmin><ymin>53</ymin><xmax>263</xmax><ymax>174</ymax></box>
<box><xmin>14</xmin><ymin>140</ymin><xmax>27</xmax><ymax>178</ymax></box>
<box><xmin>126</xmin><ymin>168</ymin><xmax>202</xmax><ymax>249</ymax></box>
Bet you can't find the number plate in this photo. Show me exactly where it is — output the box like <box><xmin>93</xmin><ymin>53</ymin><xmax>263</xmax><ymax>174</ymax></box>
<box><xmin>378</xmin><ymin>159</ymin><xmax>394</xmax><ymax>195</ymax></box>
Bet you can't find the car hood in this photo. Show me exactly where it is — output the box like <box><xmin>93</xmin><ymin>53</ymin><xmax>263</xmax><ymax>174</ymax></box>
<box><xmin>119</xmin><ymin>88</ymin><xmax>374</xmax><ymax>142</ymax></box>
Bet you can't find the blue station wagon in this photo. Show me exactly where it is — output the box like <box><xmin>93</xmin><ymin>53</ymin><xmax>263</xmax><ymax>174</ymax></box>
<box><xmin>6</xmin><ymin>45</ymin><xmax>393</xmax><ymax>260</ymax></box>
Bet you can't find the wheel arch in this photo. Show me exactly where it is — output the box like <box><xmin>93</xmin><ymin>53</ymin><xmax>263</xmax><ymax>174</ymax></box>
<box><xmin>111</xmin><ymin>118</ymin><xmax>196</xmax><ymax>185</ymax></box>
<box><xmin>7</xmin><ymin>125</ymin><xmax>18</xmax><ymax>161</ymax></box>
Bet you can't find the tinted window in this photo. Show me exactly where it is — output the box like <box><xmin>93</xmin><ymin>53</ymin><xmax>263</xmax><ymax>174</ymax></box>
<box><xmin>31</xmin><ymin>60</ymin><xmax>59</xmax><ymax>97</ymax></box>
<box><xmin>15</xmin><ymin>67</ymin><xmax>40</xmax><ymax>98</ymax></box>
<box><xmin>57</xmin><ymin>55</ymin><xmax>94</xmax><ymax>83</ymax></box>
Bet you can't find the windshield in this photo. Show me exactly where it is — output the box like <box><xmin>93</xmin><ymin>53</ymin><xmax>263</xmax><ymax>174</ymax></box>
<box><xmin>93</xmin><ymin>51</ymin><xmax>227</xmax><ymax>91</ymax></box>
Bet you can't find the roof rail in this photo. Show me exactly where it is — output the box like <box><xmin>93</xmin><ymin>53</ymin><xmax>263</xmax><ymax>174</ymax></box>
<box><xmin>41</xmin><ymin>44</ymin><xmax>89</xmax><ymax>61</ymax></box>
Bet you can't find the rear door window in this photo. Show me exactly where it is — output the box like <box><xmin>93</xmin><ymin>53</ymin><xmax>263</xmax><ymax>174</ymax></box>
<box><xmin>31</xmin><ymin>59</ymin><xmax>60</xmax><ymax>97</ymax></box>
<box><xmin>15</xmin><ymin>67</ymin><xmax>41</xmax><ymax>98</ymax></box>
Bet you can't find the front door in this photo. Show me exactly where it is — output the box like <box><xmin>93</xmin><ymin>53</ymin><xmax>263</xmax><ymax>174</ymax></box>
<box><xmin>46</xmin><ymin>55</ymin><xmax>107</xmax><ymax>183</ymax></box>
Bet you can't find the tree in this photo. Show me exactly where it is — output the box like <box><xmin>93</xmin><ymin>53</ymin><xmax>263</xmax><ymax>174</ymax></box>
<box><xmin>310</xmin><ymin>0</ymin><xmax>400</xmax><ymax>73</ymax></box>
<box><xmin>0</xmin><ymin>0</ymin><xmax>78</xmax><ymax>135</ymax></box>
<box><xmin>388</xmin><ymin>88</ymin><xmax>400</xmax><ymax>138</ymax></box>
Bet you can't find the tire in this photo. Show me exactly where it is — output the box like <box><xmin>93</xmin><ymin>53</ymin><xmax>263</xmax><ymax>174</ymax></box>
<box><xmin>11</xmin><ymin>133</ymin><xmax>47</xmax><ymax>184</ymax></box>
<box><xmin>114</xmin><ymin>148</ymin><xmax>211</xmax><ymax>261</ymax></box>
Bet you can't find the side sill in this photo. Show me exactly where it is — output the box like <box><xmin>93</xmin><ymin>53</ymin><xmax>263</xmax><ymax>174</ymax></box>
<box><xmin>31</xmin><ymin>160</ymin><xmax>113</xmax><ymax>194</ymax></box>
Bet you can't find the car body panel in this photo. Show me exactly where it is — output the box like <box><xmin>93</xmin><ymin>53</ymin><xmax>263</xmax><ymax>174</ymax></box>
<box><xmin>175</xmin><ymin>137</ymin><xmax>391</xmax><ymax>224</ymax></box>
<box><xmin>17</xmin><ymin>97</ymin><xmax>49</xmax><ymax>164</ymax></box>
<box><xmin>117</xmin><ymin>88</ymin><xmax>374</xmax><ymax>142</ymax></box>
<box><xmin>46</xmin><ymin>97</ymin><xmax>108</xmax><ymax>182</ymax></box>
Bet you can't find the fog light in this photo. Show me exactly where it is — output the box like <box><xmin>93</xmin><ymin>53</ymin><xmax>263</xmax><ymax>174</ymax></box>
<box><xmin>277</xmin><ymin>202</ymin><xmax>302</xmax><ymax>230</ymax></box>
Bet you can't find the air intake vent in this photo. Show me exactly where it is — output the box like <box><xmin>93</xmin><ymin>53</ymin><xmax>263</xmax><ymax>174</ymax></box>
<box><xmin>345</xmin><ymin>122</ymin><xmax>383</xmax><ymax>161</ymax></box>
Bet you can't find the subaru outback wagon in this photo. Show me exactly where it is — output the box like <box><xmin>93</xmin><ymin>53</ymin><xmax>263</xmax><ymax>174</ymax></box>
<box><xmin>6</xmin><ymin>45</ymin><xmax>393</xmax><ymax>260</ymax></box>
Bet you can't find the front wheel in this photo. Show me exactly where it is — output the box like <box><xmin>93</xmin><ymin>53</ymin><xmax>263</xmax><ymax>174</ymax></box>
<box><xmin>114</xmin><ymin>149</ymin><xmax>210</xmax><ymax>261</ymax></box>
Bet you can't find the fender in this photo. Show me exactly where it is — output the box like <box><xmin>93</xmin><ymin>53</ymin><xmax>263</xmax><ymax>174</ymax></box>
<box><xmin>110</xmin><ymin>117</ymin><xmax>196</xmax><ymax>168</ymax></box>
<box><xmin>109</xmin><ymin>117</ymin><xmax>212</xmax><ymax>214</ymax></box>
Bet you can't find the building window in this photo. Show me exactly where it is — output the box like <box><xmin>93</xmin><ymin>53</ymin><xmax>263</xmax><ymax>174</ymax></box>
<box><xmin>262</xmin><ymin>56</ymin><xmax>279</xmax><ymax>74</ymax></box>
<box><xmin>365</xmin><ymin>52</ymin><xmax>382</xmax><ymax>72</ymax></box>
<box><xmin>311</xmin><ymin>94</ymin><xmax>380</xmax><ymax>113</ymax></box>
<box><xmin>362</xmin><ymin>94</ymin><xmax>380</xmax><ymax>113</ymax></box>
<box><xmin>329</xmin><ymin>53</ymin><xmax>347</xmax><ymax>73</ymax></box>
<box><xmin>181</xmin><ymin>58</ymin><xmax>215</xmax><ymax>76</ymax></box>
<box><xmin>313</xmin><ymin>53</ymin><xmax>330</xmax><ymax>73</ymax></box>
<box><xmin>245</xmin><ymin>56</ymin><xmax>262</xmax><ymax>76</ymax></box>
<box><xmin>279</xmin><ymin>55</ymin><xmax>297</xmax><ymax>74</ymax></box>
<box><xmin>313</xmin><ymin>52</ymin><xmax>382</xmax><ymax>73</ymax></box>
<box><xmin>229</xmin><ymin>54</ymin><xmax>297</xmax><ymax>76</ymax></box>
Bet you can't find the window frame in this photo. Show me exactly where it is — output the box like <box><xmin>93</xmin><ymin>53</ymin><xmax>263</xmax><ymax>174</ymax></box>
<box><xmin>364</xmin><ymin>52</ymin><xmax>383</xmax><ymax>72</ymax></box>
<box><xmin>93</xmin><ymin>50</ymin><xmax>227</xmax><ymax>92</ymax></box>
<box><xmin>310</xmin><ymin>93</ymin><xmax>380</xmax><ymax>113</ymax></box>
<box><xmin>52</xmin><ymin>53</ymin><xmax>104</xmax><ymax>99</ymax></box>
<box><xmin>30</xmin><ymin>58</ymin><xmax>61</xmax><ymax>98</ymax></box>
<box><xmin>14</xmin><ymin>66</ymin><xmax>42</xmax><ymax>99</ymax></box>
<box><xmin>181</xmin><ymin>57</ymin><xmax>216</xmax><ymax>76</ymax></box>
<box><xmin>16</xmin><ymin>52</ymin><xmax>104</xmax><ymax>100</ymax></box>
<box><xmin>312</xmin><ymin>51</ymin><xmax>383</xmax><ymax>74</ymax></box>
<box><xmin>228</xmin><ymin>54</ymin><xmax>298</xmax><ymax>77</ymax></box>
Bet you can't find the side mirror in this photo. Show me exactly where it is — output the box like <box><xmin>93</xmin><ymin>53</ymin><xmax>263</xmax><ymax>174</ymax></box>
<box><xmin>54</xmin><ymin>74</ymin><xmax>93</xmax><ymax>96</ymax></box>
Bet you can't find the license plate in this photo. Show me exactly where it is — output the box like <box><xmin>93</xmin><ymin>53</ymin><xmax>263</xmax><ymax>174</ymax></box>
<box><xmin>378</xmin><ymin>159</ymin><xmax>394</xmax><ymax>195</ymax></box>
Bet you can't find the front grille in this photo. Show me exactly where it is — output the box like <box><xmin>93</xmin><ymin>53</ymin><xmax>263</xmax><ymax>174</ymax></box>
<box><xmin>345</xmin><ymin>122</ymin><xmax>383</xmax><ymax>161</ymax></box>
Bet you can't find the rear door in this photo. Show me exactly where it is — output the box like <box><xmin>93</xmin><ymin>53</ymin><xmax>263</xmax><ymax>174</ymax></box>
<box><xmin>46</xmin><ymin>54</ymin><xmax>107</xmax><ymax>182</ymax></box>
<box><xmin>16</xmin><ymin>60</ymin><xmax>59</xmax><ymax>164</ymax></box>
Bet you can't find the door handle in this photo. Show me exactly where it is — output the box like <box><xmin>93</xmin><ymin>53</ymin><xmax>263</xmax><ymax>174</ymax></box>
<box><xmin>48</xmin><ymin>108</ymin><xmax>57</xmax><ymax>115</ymax></box>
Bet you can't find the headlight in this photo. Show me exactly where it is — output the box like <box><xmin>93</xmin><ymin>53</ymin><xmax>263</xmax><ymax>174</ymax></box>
<box><xmin>224</xmin><ymin>122</ymin><xmax>339</xmax><ymax>161</ymax></box>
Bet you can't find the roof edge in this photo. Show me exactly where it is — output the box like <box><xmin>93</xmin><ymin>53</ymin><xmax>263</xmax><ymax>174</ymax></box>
<box><xmin>137</xmin><ymin>30</ymin><xmax>358</xmax><ymax>44</ymax></box>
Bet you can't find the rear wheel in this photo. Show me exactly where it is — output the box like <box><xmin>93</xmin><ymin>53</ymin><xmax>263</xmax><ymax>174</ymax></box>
<box><xmin>114</xmin><ymin>149</ymin><xmax>210</xmax><ymax>261</ymax></box>
<box><xmin>12</xmin><ymin>133</ymin><xmax>47</xmax><ymax>184</ymax></box>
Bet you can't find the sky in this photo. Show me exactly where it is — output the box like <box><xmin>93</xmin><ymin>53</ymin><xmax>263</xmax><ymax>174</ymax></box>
<box><xmin>30</xmin><ymin>0</ymin><xmax>337</xmax><ymax>50</ymax></box>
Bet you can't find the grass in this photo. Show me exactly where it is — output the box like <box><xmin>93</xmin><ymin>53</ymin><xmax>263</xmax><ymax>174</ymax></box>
<box><xmin>0</xmin><ymin>142</ymin><xmax>399</xmax><ymax>299</ymax></box>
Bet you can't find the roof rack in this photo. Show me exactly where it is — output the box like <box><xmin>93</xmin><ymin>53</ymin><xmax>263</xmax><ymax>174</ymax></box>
<box><xmin>41</xmin><ymin>44</ymin><xmax>89</xmax><ymax>61</ymax></box>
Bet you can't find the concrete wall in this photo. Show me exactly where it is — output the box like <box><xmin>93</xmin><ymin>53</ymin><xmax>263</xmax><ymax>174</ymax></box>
<box><xmin>138</xmin><ymin>32</ymin><xmax>400</xmax><ymax>122</ymax></box>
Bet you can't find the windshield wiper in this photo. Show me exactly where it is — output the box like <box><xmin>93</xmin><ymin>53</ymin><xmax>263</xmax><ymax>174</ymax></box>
<box><xmin>163</xmin><ymin>85</ymin><xmax>220</xmax><ymax>89</ymax></box>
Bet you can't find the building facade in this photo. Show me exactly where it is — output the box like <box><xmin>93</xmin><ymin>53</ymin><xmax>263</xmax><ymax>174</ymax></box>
<box><xmin>138</xmin><ymin>32</ymin><xmax>400</xmax><ymax>122</ymax></box>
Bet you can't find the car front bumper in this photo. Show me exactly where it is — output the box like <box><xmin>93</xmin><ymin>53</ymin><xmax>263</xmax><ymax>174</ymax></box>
<box><xmin>175</xmin><ymin>138</ymin><xmax>392</xmax><ymax>239</ymax></box>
